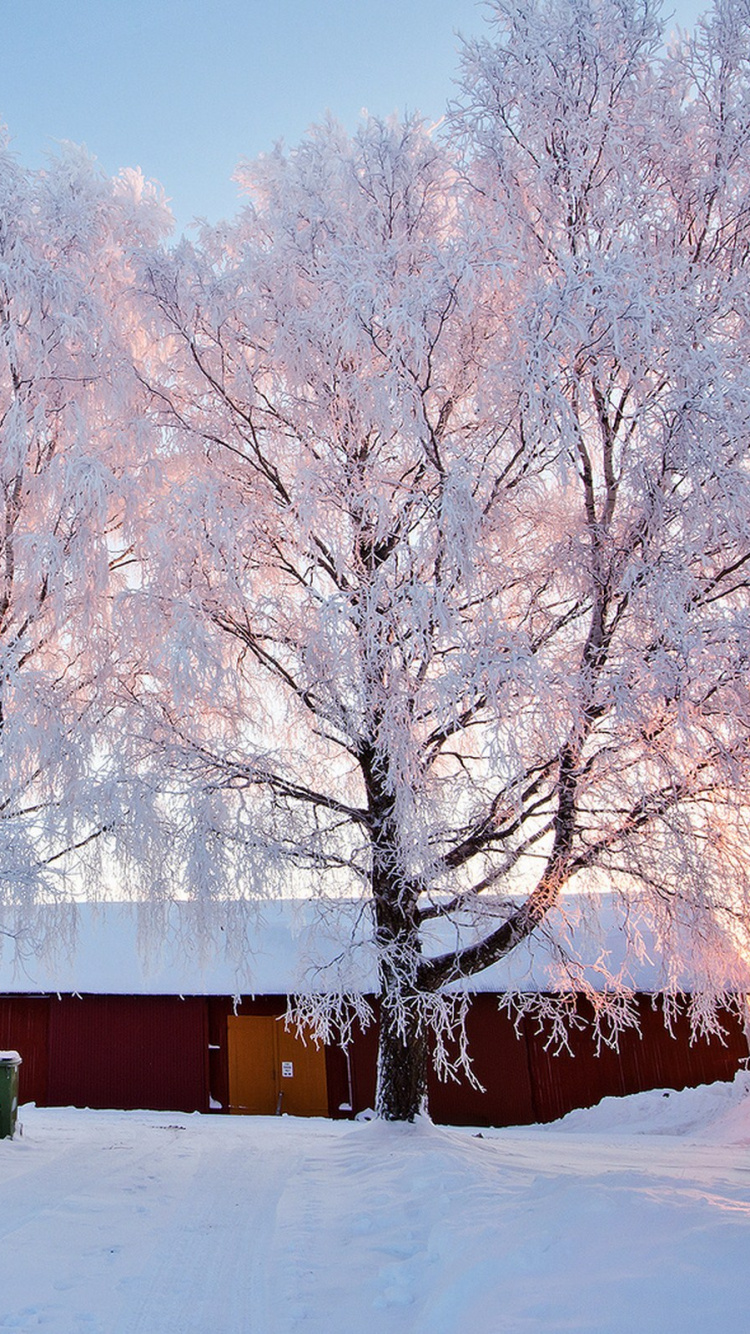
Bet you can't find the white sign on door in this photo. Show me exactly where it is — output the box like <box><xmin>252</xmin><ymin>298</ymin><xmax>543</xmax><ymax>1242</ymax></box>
<box><xmin>281</xmin><ymin>1061</ymin><xmax>294</xmax><ymax>1078</ymax></box>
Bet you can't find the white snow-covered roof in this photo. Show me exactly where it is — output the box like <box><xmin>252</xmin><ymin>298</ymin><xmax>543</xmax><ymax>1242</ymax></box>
<box><xmin>0</xmin><ymin>896</ymin><xmax>746</xmax><ymax>997</ymax></box>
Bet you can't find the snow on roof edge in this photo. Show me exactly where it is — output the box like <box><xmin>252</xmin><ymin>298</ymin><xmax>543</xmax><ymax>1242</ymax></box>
<box><xmin>0</xmin><ymin>896</ymin><xmax>746</xmax><ymax>997</ymax></box>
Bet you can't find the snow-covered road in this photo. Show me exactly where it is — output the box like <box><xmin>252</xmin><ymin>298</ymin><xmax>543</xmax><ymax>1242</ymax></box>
<box><xmin>1</xmin><ymin>1077</ymin><xmax>750</xmax><ymax>1333</ymax></box>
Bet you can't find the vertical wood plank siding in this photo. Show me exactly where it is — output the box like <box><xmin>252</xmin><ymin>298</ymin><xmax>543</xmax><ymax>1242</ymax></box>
<box><xmin>47</xmin><ymin>995</ymin><xmax>209</xmax><ymax>1113</ymax></box>
<box><xmin>343</xmin><ymin>994</ymin><xmax>748</xmax><ymax>1126</ymax></box>
<box><xmin>0</xmin><ymin>996</ymin><xmax>50</xmax><ymax>1106</ymax></box>
<box><xmin>427</xmin><ymin>995</ymin><xmax>537</xmax><ymax>1126</ymax></box>
<box><xmin>0</xmin><ymin>991</ymin><xmax>746</xmax><ymax>1123</ymax></box>
<box><xmin>425</xmin><ymin>996</ymin><xmax>748</xmax><ymax>1127</ymax></box>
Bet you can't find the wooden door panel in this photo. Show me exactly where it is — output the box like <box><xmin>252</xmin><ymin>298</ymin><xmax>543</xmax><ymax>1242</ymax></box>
<box><xmin>227</xmin><ymin>1015</ymin><xmax>277</xmax><ymax>1114</ymax></box>
<box><xmin>227</xmin><ymin>1015</ymin><xmax>328</xmax><ymax>1117</ymax></box>
<box><xmin>277</xmin><ymin>1027</ymin><xmax>329</xmax><ymax>1118</ymax></box>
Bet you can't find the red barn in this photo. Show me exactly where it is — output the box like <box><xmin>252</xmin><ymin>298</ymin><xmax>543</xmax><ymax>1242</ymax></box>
<box><xmin>0</xmin><ymin>901</ymin><xmax>746</xmax><ymax>1125</ymax></box>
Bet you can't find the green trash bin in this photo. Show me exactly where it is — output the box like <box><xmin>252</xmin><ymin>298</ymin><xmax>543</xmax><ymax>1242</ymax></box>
<box><xmin>0</xmin><ymin>1051</ymin><xmax>21</xmax><ymax>1139</ymax></box>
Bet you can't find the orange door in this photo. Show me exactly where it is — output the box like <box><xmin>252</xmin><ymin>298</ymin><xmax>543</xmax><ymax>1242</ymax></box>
<box><xmin>227</xmin><ymin>1016</ymin><xmax>278</xmax><ymax>1114</ymax></box>
<box><xmin>227</xmin><ymin>1015</ymin><xmax>329</xmax><ymax>1117</ymax></box>
<box><xmin>276</xmin><ymin>1025</ymin><xmax>329</xmax><ymax>1117</ymax></box>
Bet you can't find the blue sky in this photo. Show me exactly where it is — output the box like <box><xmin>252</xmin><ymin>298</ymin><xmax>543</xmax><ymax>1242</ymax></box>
<box><xmin>4</xmin><ymin>0</ymin><xmax>707</xmax><ymax>235</ymax></box>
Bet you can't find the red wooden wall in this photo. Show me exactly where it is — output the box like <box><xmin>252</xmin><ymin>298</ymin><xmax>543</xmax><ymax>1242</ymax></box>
<box><xmin>340</xmin><ymin>993</ymin><xmax>748</xmax><ymax>1125</ymax></box>
<box><xmin>47</xmin><ymin>995</ymin><xmax>209</xmax><ymax>1113</ymax></box>
<box><xmin>0</xmin><ymin>996</ymin><xmax>50</xmax><ymax>1106</ymax></box>
<box><xmin>0</xmin><ymin>991</ymin><xmax>746</xmax><ymax>1124</ymax></box>
<box><xmin>0</xmin><ymin>994</ymin><xmax>209</xmax><ymax>1113</ymax></box>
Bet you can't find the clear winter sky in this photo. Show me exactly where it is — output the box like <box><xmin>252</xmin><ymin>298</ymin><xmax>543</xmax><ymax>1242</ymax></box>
<box><xmin>3</xmin><ymin>0</ymin><xmax>708</xmax><ymax>236</ymax></box>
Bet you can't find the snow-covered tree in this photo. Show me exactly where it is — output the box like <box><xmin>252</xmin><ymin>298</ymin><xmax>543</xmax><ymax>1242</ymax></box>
<box><xmin>130</xmin><ymin>0</ymin><xmax>750</xmax><ymax>1120</ymax></box>
<box><xmin>0</xmin><ymin>136</ymin><xmax>170</xmax><ymax>951</ymax></box>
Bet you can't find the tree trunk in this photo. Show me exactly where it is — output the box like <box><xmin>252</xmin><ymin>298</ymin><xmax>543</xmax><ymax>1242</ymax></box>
<box><xmin>375</xmin><ymin>992</ymin><xmax>429</xmax><ymax>1122</ymax></box>
<box><xmin>360</xmin><ymin>738</ymin><xmax>429</xmax><ymax>1121</ymax></box>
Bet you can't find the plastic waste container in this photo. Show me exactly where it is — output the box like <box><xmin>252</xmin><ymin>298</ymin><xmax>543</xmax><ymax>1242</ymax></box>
<box><xmin>0</xmin><ymin>1051</ymin><xmax>21</xmax><ymax>1139</ymax></box>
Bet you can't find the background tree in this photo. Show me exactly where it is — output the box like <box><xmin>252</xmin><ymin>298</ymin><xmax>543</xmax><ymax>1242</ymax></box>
<box><xmin>130</xmin><ymin>0</ymin><xmax>750</xmax><ymax>1120</ymax></box>
<box><xmin>0</xmin><ymin>136</ymin><xmax>170</xmax><ymax>957</ymax></box>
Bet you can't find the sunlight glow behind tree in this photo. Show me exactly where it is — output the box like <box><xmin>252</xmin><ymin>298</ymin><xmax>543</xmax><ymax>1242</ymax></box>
<box><xmin>1</xmin><ymin>0</ymin><xmax>750</xmax><ymax>1121</ymax></box>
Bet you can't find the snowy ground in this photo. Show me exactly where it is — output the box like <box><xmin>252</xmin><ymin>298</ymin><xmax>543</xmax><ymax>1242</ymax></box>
<box><xmin>2</xmin><ymin>1078</ymin><xmax>750</xmax><ymax>1333</ymax></box>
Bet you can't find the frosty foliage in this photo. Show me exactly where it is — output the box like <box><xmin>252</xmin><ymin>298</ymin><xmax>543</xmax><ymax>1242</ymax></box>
<box><xmin>0</xmin><ymin>137</ymin><xmax>171</xmax><ymax>953</ymax></box>
<box><xmin>2</xmin><ymin>0</ymin><xmax>750</xmax><ymax>1119</ymax></box>
<box><xmin>117</xmin><ymin>0</ymin><xmax>750</xmax><ymax>1117</ymax></box>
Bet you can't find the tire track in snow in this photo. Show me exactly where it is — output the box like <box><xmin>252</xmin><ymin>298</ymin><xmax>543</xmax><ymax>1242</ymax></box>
<box><xmin>115</xmin><ymin>1127</ymin><xmax>301</xmax><ymax>1334</ymax></box>
<box><xmin>0</xmin><ymin>1121</ymin><xmax>194</xmax><ymax>1244</ymax></box>
<box><xmin>0</xmin><ymin>1116</ymin><xmax>204</xmax><ymax>1333</ymax></box>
